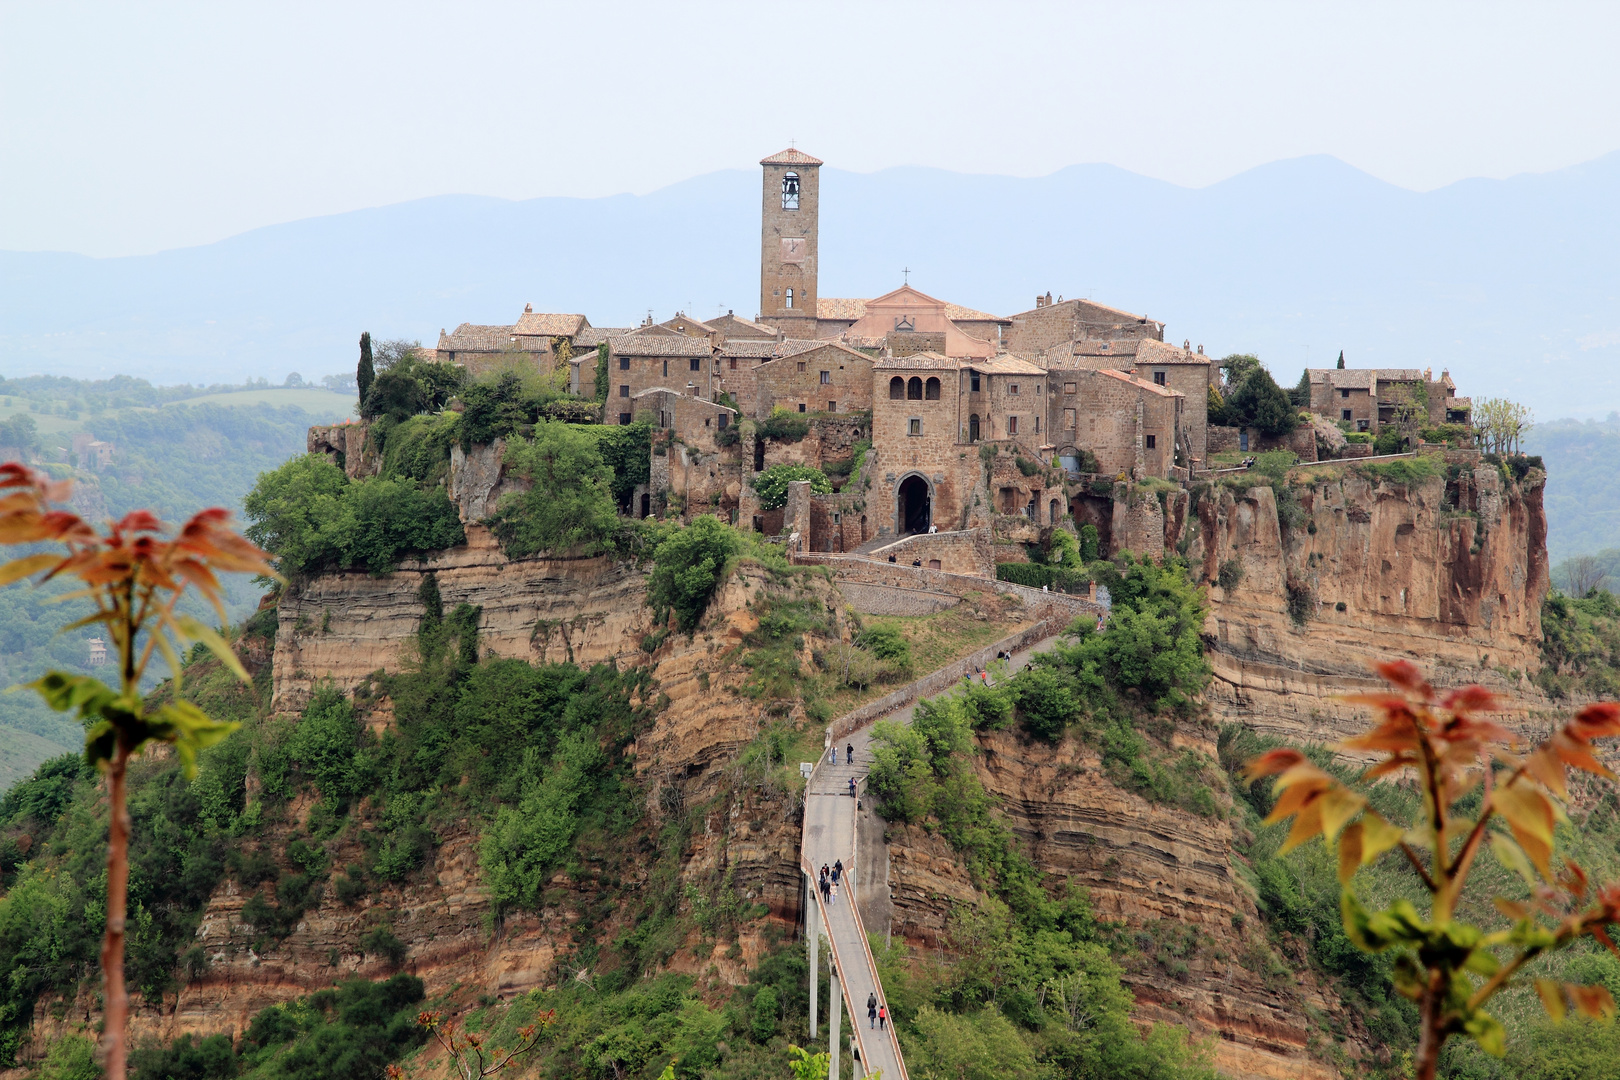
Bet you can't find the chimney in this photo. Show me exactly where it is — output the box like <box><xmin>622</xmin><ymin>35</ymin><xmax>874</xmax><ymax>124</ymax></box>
<box><xmin>1197</xmin><ymin>344</ymin><xmax>1204</xmax><ymax>355</ymax></box>
<box><xmin>524</xmin><ymin>302</ymin><xmax>533</xmax><ymax>313</ymax></box>
<box><xmin>1035</xmin><ymin>294</ymin><xmax>1046</xmax><ymax>309</ymax></box>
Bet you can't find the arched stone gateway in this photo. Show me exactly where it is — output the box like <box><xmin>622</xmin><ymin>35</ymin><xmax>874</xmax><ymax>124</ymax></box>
<box><xmin>898</xmin><ymin>474</ymin><xmax>931</xmax><ymax>535</ymax></box>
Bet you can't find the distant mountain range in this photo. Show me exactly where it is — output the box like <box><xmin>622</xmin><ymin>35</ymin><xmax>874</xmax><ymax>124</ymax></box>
<box><xmin>3</xmin><ymin>153</ymin><xmax>1619</xmax><ymax>418</ymax></box>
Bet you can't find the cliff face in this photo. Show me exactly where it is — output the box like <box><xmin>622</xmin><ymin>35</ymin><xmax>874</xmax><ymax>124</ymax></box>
<box><xmin>1190</xmin><ymin>463</ymin><xmax>1549</xmax><ymax>745</ymax></box>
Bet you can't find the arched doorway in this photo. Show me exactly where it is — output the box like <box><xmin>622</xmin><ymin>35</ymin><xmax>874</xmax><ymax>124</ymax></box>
<box><xmin>898</xmin><ymin>475</ymin><xmax>931</xmax><ymax>535</ymax></box>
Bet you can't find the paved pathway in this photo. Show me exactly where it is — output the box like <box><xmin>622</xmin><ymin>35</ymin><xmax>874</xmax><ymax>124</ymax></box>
<box><xmin>800</xmin><ymin>632</ymin><xmax>1063</xmax><ymax>1078</ymax></box>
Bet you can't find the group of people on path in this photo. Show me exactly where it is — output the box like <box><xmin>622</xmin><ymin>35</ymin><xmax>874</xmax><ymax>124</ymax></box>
<box><xmin>866</xmin><ymin>991</ymin><xmax>888</xmax><ymax>1031</ymax></box>
<box><xmin>818</xmin><ymin>861</ymin><xmax>844</xmax><ymax>907</ymax></box>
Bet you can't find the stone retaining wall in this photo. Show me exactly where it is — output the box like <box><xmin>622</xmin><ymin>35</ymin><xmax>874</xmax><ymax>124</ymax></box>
<box><xmin>836</xmin><ymin>582</ymin><xmax>960</xmax><ymax>616</ymax></box>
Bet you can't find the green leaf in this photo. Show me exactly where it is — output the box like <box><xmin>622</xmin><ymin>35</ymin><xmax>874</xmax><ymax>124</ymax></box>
<box><xmin>152</xmin><ymin>700</ymin><xmax>239</xmax><ymax>778</ymax></box>
<box><xmin>1489</xmin><ymin>831</ymin><xmax>1537</xmax><ymax>886</ymax></box>
<box><xmin>0</xmin><ymin>552</ymin><xmax>61</xmax><ymax>587</ymax></box>
<box><xmin>1464</xmin><ymin>1009</ymin><xmax>1507</xmax><ymax>1057</ymax></box>
<box><xmin>28</xmin><ymin>671</ymin><xmax>117</xmax><ymax>717</ymax></box>
<box><xmin>176</xmin><ymin>615</ymin><xmax>250</xmax><ymax>683</ymax></box>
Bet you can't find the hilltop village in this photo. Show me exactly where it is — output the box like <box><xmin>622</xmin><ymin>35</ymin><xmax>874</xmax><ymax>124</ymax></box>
<box><xmin>410</xmin><ymin>147</ymin><xmax>1475</xmax><ymax>577</ymax></box>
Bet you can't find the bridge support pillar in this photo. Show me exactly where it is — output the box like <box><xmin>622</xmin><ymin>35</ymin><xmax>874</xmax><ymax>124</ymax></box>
<box><xmin>807</xmin><ymin>871</ymin><xmax>819</xmax><ymax>1039</ymax></box>
<box><xmin>828</xmin><ymin>965</ymin><xmax>841</xmax><ymax>1080</ymax></box>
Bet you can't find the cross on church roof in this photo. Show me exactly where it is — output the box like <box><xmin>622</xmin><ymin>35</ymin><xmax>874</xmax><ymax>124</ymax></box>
<box><xmin>902</xmin><ymin>267</ymin><xmax>910</xmax><ymax>285</ymax></box>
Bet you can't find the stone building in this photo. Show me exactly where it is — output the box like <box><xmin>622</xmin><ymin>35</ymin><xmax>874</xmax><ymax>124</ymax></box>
<box><xmin>1132</xmin><ymin>339</ymin><xmax>1215</xmax><ymax>464</ymax></box>
<box><xmin>707</xmin><ymin>310</ymin><xmax>779</xmax><ymax>341</ymax></box>
<box><xmin>1004</xmin><ymin>295</ymin><xmax>1164</xmax><ymax>358</ymax></box>
<box><xmin>830</xmin><ymin>285</ymin><xmax>1005</xmax><ymax>357</ymax></box>
<box><xmin>747</xmin><ymin>341</ymin><xmax>873</xmax><ymax>418</ymax></box>
<box><xmin>436</xmin><ymin>324</ymin><xmax>538</xmax><ymax>377</ymax></box>
<box><xmin>1305</xmin><ymin>366</ymin><xmax>1471</xmax><ymax>433</ymax></box>
<box><xmin>759</xmin><ymin>148</ymin><xmax>823</xmax><ymax>338</ymax></box>
<box><xmin>1049</xmin><ymin>368</ymin><xmax>1184</xmax><ymax>480</ymax></box>
<box><xmin>605</xmin><ymin>334</ymin><xmax>715</xmax><ymax>424</ymax></box>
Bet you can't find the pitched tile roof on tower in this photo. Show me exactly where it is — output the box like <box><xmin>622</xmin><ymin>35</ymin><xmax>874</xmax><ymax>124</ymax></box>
<box><xmin>1136</xmin><ymin>339</ymin><xmax>1211</xmax><ymax>365</ymax></box>
<box><xmin>438</xmin><ymin>324</ymin><xmax>517</xmax><ymax>351</ymax></box>
<box><xmin>609</xmin><ymin>335</ymin><xmax>713</xmax><ymax>357</ymax></box>
<box><xmin>761</xmin><ymin>148</ymin><xmax>824</xmax><ymax>166</ymax></box>
<box><xmin>512</xmin><ymin>312</ymin><xmax>587</xmax><ymax>337</ymax></box>
<box><xmin>872</xmin><ymin>352</ymin><xmax>963</xmax><ymax>370</ymax></box>
<box><xmin>817</xmin><ymin>298</ymin><xmax>868</xmax><ymax>320</ymax></box>
<box><xmin>1097</xmin><ymin>367</ymin><xmax>1183</xmax><ymax>398</ymax></box>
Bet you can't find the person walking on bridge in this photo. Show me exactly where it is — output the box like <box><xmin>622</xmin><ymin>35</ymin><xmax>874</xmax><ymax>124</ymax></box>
<box><xmin>868</xmin><ymin>993</ymin><xmax>878</xmax><ymax>1029</ymax></box>
<box><xmin>845</xmin><ymin>743</ymin><xmax>854</xmax><ymax>765</ymax></box>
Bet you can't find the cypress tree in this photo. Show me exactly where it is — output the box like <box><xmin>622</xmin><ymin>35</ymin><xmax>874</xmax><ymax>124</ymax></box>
<box><xmin>593</xmin><ymin>343</ymin><xmax>610</xmax><ymax>402</ymax></box>
<box><xmin>1336</xmin><ymin>350</ymin><xmax>1345</xmax><ymax>369</ymax></box>
<box><xmin>357</xmin><ymin>332</ymin><xmax>375</xmax><ymax>415</ymax></box>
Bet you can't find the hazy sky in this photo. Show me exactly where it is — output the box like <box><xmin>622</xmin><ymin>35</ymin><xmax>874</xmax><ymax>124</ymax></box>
<box><xmin>5</xmin><ymin>0</ymin><xmax>1620</xmax><ymax>257</ymax></box>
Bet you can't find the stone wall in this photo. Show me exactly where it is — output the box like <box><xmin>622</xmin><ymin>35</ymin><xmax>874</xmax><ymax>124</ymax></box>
<box><xmin>751</xmin><ymin>344</ymin><xmax>872</xmax><ymax>418</ymax></box>
<box><xmin>1110</xmin><ymin>484</ymin><xmax>1167</xmax><ymax>559</ymax></box>
<box><xmin>308</xmin><ymin>421</ymin><xmax>377</xmax><ymax>480</ymax></box>
<box><xmin>865</xmin><ymin>528</ymin><xmax>994</xmax><ymax>575</ymax></box>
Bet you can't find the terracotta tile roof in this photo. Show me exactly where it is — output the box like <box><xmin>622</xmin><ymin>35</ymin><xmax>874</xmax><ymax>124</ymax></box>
<box><xmin>759</xmin><ymin>340</ymin><xmax>869</xmax><ymax>365</ymax></box>
<box><xmin>1136</xmin><ymin>339</ymin><xmax>1210</xmax><ymax>365</ymax></box>
<box><xmin>575</xmin><ymin>326</ymin><xmax>627</xmax><ymax>348</ymax></box>
<box><xmin>1375</xmin><ymin>368</ymin><xmax>1425</xmax><ymax>382</ymax></box>
<box><xmin>609</xmin><ymin>335</ymin><xmax>713</xmax><ymax>357</ymax></box>
<box><xmin>512</xmin><ymin>312</ymin><xmax>587</xmax><ymax>337</ymax></box>
<box><xmin>943</xmin><ymin>303</ymin><xmax>1007</xmax><ymax>323</ymax></box>
<box><xmin>720</xmin><ymin>340</ymin><xmax>783</xmax><ymax>360</ymax></box>
<box><xmin>1066</xmin><ymin>339</ymin><xmax>1142</xmax><ymax>358</ymax></box>
<box><xmin>872</xmin><ymin>352</ymin><xmax>962</xmax><ymax>371</ymax></box>
<box><xmin>761</xmin><ymin>148</ymin><xmax>823</xmax><ymax>166</ymax></box>
<box><xmin>817</xmin><ymin>298</ymin><xmax>868</xmax><ymax>321</ymax></box>
<box><xmin>1307</xmin><ymin>368</ymin><xmax>1374</xmax><ymax>389</ymax></box>
<box><xmin>659</xmin><ymin>314</ymin><xmax>717</xmax><ymax>335</ymax></box>
<box><xmin>1449</xmin><ymin>397</ymin><xmax>1473</xmax><ymax>409</ymax></box>
<box><xmin>438</xmin><ymin>323</ymin><xmax>517</xmax><ymax>351</ymax></box>
<box><xmin>714</xmin><ymin>313</ymin><xmax>779</xmax><ymax>337</ymax></box>
<box><xmin>1097</xmin><ymin>367</ymin><xmax>1183</xmax><ymax>398</ymax></box>
<box><xmin>970</xmin><ymin>355</ymin><xmax>1045</xmax><ymax>376</ymax></box>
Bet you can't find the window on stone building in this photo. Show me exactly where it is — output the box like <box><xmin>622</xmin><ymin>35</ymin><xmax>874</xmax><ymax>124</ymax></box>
<box><xmin>730</xmin><ymin>357</ymin><xmax>738</xmax><ymax>369</ymax></box>
<box><xmin>970</xmin><ymin>371</ymin><xmax>981</xmax><ymax>392</ymax></box>
<box><xmin>798</xmin><ymin>361</ymin><xmax>807</xmax><ymax>372</ymax></box>
<box><xmin>1035</xmin><ymin>383</ymin><xmax>1042</xmax><ymax>394</ymax></box>
<box><xmin>798</xmin><ymin>403</ymin><xmax>806</xmax><ymax>413</ymax></box>
<box><xmin>782</xmin><ymin>172</ymin><xmax>800</xmax><ymax>210</ymax></box>
<box><xmin>717</xmin><ymin>414</ymin><xmax>728</xmax><ymax>430</ymax></box>
<box><xmin>1146</xmin><ymin>434</ymin><xmax>1157</xmax><ymax>449</ymax></box>
<box><xmin>1153</xmin><ymin>371</ymin><xmax>1166</xmax><ymax>386</ymax></box>
<box><xmin>663</xmin><ymin>360</ymin><xmax>669</xmax><ymax>376</ymax></box>
<box><xmin>909</xmin><ymin>418</ymin><xmax>921</xmax><ymax>436</ymax></box>
<box><xmin>1064</xmin><ymin>382</ymin><xmax>1076</xmax><ymax>394</ymax></box>
<box><xmin>820</xmin><ymin>370</ymin><xmax>830</xmax><ymax>384</ymax></box>
<box><xmin>1008</xmin><ymin>416</ymin><xmax>1019</xmax><ymax>435</ymax></box>
<box><xmin>619</xmin><ymin>412</ymin><xmax>631</xmax><ymax>424</ymax></box>
<box><xmin>690</xmin><ymin>358</ymin><xmax>701</xmax><ymax>372</ymax></box>
<box><xmin>925</xmin><ymin>377</ymin><xmax>941</xmax><ymax>400</ymax></box>
<box><xmin>1341</xmin><ymin>388</ymin><xmax>1350</xmax><ymax>399</ymax></box>
<box><xmin>1357</xmin><ymin>419</ymin><xmax>1370</xmax><ymax>432</ymax></box>
<box><xmin>889</xmin><ymin>376</ymin><xmax>905</xmax><ymax>399</ymax></box>
<box><xmin>785</xmin><ymin>288</ymin><xmax>795</xmax><ymax>308</ymax></box>
<box><xmin>620</xmin><ymin>385</ymin><xmax>629</xmax><ymax>398</ymax></box>
<box><xmin>1009</xmin><ymin>383</ymin><xmax>1020</xmax><ymax>395</ymax></box>
<box><xmin>969</xmin><ymin>414</ymin><xmax>980</xmax><ymax>441</ymax></box>
<box><xmin>1342</xmin><ymin>409</ymin><xmax>1353</xmax><ymax>421</ymax></box>
<box><xmin>619</xmin><ymin>356</ymin><xmax>630</xmax><ymax>370</ymax></box>
<box><xmin>1063</xmin><ymin>408</ymin><xmax>1077</xmax><ymax>429</ymax></box>
<box><xmin>907</xmin><ymin>377</ymin><xmax>923</xmax><ymax>400</ymax></box>
<box><xmin>1034</xmin><ymin>415</ymin><xmax>1040</xmax><ymax>433</ymax></box>
<box><xmin>828</xmin><ymin>401</ymin><xmax>836</xmax><ymax>412</ymax></box>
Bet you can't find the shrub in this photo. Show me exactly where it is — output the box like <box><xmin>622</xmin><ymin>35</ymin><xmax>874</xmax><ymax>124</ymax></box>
<box><xmin>1078</xmin><ymin>523</ymin><xmax>1101</xmax><ymax>561</ymax></box>
<box><xmin>856</xmin><ymin>625</ymin><xmax>911</xmax><ymax>663</ymax></box>
<box><xmin>1045</xmin><ymin>528</ymin><xmax>1080</xmax><ymax>568</ymax></box>
<box><xmin>1012</xmin><ymin>667</ymin><xmax>1079</xmax><ymax>741</ymax></box>
<box><xmin>1357</xmin><ymin>455</ymin><xmax>1443</xmax><ymax>485</ymax></box>
<box><xmin>489</xmin><ymin>422</ymin><xmax>620</xmax><ymax>556</ymax></box>
<box><xmin>290</xmin><ymin>687</ymin><xmax>365</xmax><ymax>802</ymax></box>
<box><xmin>1217</xmin><ymin>558</ymin><xmax>1244</xmax><ymax>590</ymax></box>
<box><xmin>647</xmin><ymin>517</ymin><xmax>739</xmax><ymax>633</ymax></box>
<box><xmin>1224</xmin><ymin>367</ymin><xmax>1297</xmax><ymax>436</ymax></box>
<box><xmin>758</xmin><ymin>409</ymin><xmax>810</xmax><ymax>442</ymax></box>
<box><xmin>995</xmin><ymin>562</ymin><xmax>1090</xmax><ymax>592</ymax></box>
<box><xmin>752</xmin><ymin>463</ymin><xmax>831</xmax><ymax>511</ymax></box>
<box><xmin>359</xmin><ymin>925</ymin><xmax>408</xmax><ymax>968</ymax></box>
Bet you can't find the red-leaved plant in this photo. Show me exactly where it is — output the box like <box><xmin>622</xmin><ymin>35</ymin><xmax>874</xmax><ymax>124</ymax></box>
<box><xmin>383</xmin><ymin>1009</ymin><xmax>556</xmax><ymax>1080</ymax></box>
<box><xmin>1247</xmin><ymin>660</ymin><xmax>1620</xmax><ymax>1080</ymax></box>
<box><xmin>0</xmin><ymin>464</ymin><xmax>273</xmax><ymax>1078</ymax></box>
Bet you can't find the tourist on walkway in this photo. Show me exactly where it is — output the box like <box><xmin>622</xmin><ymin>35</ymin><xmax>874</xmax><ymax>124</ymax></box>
<box><xmin>879</xmin><ymin>1005</ymin><xmax>887</xmax><ymax>1031</ymax></box>
<box><xmin>833</xmin><ymin>859</ymin><xmax>843</xmax><ymax>883</ymax></box>
<box><xmin>868</xmin><ymin>996</ymin><xmax>878</xmax><ymax>1028</ymax></box>
<box><xmin>829</xmin><ymin>881</ymin><xmax>838</xmax><ymax>906</ymax></box>
<box><xmin>846</xmin><ymin>743</ymin><xmax>854</xmax><ymax>764</ymax></box>
<box><xmin>849</xmin><ymin>776</ymin><xmax>857</xmax><ymax>798</ymax></box>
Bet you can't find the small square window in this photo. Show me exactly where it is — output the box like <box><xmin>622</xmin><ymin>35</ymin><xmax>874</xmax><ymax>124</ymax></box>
<box><xmin>1342</xmin><ymin>409</ymin><xmax>1352</xmax><ymax>421</ymax></box>
<box><xmin>1153</xmin><ymin>371</ymin><xmax>1166</xmax><ymax>386</ymax></box>
<box><xmin>1009</xmin><ymin>384</ymin><xmax>1020</xmax><ymax>395</ymax></box>
<box><xmin>619</xmin><ymin>412</ymin><xmax>631</xmax><ymax>424</ymax></box>
<box><xmin>797</xmin><ymin>361</ymin><xmax>806</xmax><ymax>372</ymax></box>
<box><xmin>828</xmin><ymin>401</ymin><xmax>836</xmax><ymax>412</ymax></box>
<box><xmin>717</xmin><ymin>414</ymin><xmax>729</xmax><ymax>430</ymax></box>
<box><xmin>908</xmin><ymin>418</ymin><xmax>921</xmax><ymax>436</ymax></box>
<box><xmin>1146</xmin><ymin>434</ymin><xmax>1157</xmax><ymax>449</ymax></box>
<box><xmin>618</xmin><ymin>356</ymin><xmax>629</xmax><ymax>370</ymax></box>
<box><xmin>1064</xmin><ymin>382</ymin><xmax>1076</xmax><ymax>395</ymax></box>
<box><xmin>729</xmin><ymin>357</ymin><xmax>738</xmax><ymax>369</ymax></box>
<box><xmin>1340</xmin><ymin>388</ymin><xmax>1350</xmax><ymax>399</ymax></box>
<box><xmin>619</xmin><ymin>385</ymin><xmax>629</xmax><ymax>398</ymax></box>
<box><xmin>970</xmin><ymin>372</ymin><xmax>981</xmax><ymax>392</ymax></box>
<box><xmin>820</xmin><ymin>370</ymin><xmax>830</xmax><ymax>384</ymax></box>
<box><xmin>690</xmin><ymin>357</ymin><xmax>701</xmax><ymax>372</ymax></box>
<box><xmin>798</xmin><ymin>403</ymin><xmax>806</xmax><ymax>413</ymax></box>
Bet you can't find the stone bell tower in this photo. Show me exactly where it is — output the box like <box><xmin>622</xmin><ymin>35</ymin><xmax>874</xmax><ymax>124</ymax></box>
<box><xmin>759</xmin><ymin>148</ymin><xmax>822</xmax><ymax>337</ymax></box>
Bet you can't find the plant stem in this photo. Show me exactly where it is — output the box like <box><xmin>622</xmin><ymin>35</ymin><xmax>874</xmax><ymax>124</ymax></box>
<box><xmin>1415</xmin><ymin>966</ymin><xmax>1445</xmax><ymax>1080</ymax></box>
<box><xmin>101</xmin><ymin>742</ymin><xmax>131</xmax><ymax>1080</ymax></box>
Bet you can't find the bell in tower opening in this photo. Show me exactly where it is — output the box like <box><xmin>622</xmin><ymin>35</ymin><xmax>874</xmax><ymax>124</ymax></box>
<box><xmin>782</xmin><ymin>171</ymin><xmax>800</xmax><ymax>210</ymax></box>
